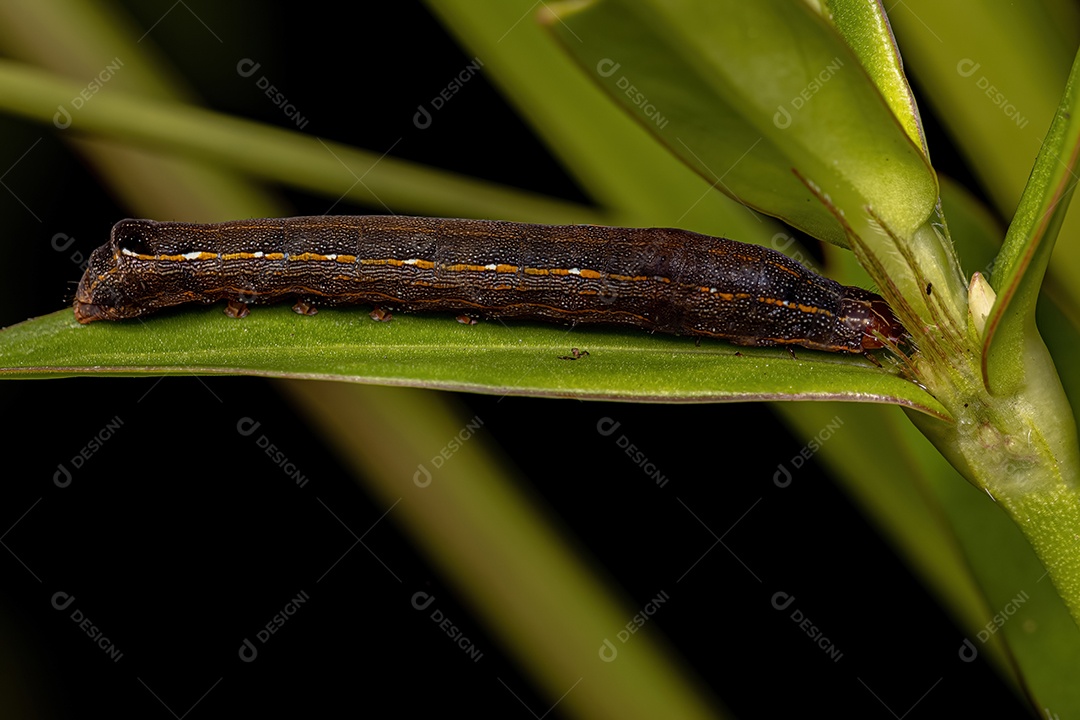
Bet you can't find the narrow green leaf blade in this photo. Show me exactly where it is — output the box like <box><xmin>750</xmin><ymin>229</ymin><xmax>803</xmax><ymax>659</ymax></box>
<box><xmin>0</xmin><ymin>308</ymin><xmax>946</xmax><ymax>414</ymax></box>
<box><xmin>983</xmin><ymin>47</ymin><xmax>1080</xmax><ymax>393</ymax></box>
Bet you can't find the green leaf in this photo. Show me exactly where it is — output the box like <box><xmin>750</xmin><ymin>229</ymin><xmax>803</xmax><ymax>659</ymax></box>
<box><xmin>818</xmin><ymin>0</ymin><xmax>930</xmax><ymax>157</ymax></box>
<box><xmin>0</xmin><ymin>307</ymin><xmax>946</xmax><ymax>414</ymax></box>
<box><xmin>982</xmin><ymin>47</ymin><xmax>1080</xmax><ymax>393</ymax></box>
<box><xmin>542</xmin><ymin>0</ymin><xmax>938</xmax><ymax>250</ymax></box>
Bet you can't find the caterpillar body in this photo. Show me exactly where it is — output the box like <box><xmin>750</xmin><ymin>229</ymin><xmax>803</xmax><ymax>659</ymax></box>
<box><xmin>73</xmin><ymin>216</ymin><xmax>904</xmax><ymax>354</ymax></box>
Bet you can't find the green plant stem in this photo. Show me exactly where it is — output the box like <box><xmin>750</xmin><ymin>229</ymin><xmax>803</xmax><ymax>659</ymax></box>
<box><xmin>902</xmin><ymin>43</ymin><xmax>1080</xmax><ymax>629</ymax></box>
<box><xmin>909</xmin><ymin>324</ymin><xmax>1080</xmax><ymax>626</ymax></box>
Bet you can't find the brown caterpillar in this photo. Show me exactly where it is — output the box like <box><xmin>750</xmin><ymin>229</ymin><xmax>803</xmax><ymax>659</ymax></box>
<box><xmin>73</xmin><ymin>216</ymin><xmax>904</xmax><ymax>353</ymax></box>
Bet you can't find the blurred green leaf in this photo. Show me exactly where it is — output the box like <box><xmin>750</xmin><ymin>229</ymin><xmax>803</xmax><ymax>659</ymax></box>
<box><xmin>0</xmin><ymin>59</ymin><xmax>600</xmax><ymax>225</ymax></box>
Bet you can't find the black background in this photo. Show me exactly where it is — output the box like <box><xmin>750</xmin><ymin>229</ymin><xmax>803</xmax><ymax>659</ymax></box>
<box><xmin>0</xmin><ymin>2</ymin><xmax>1028</xmax><ymax>718</ymax></box>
